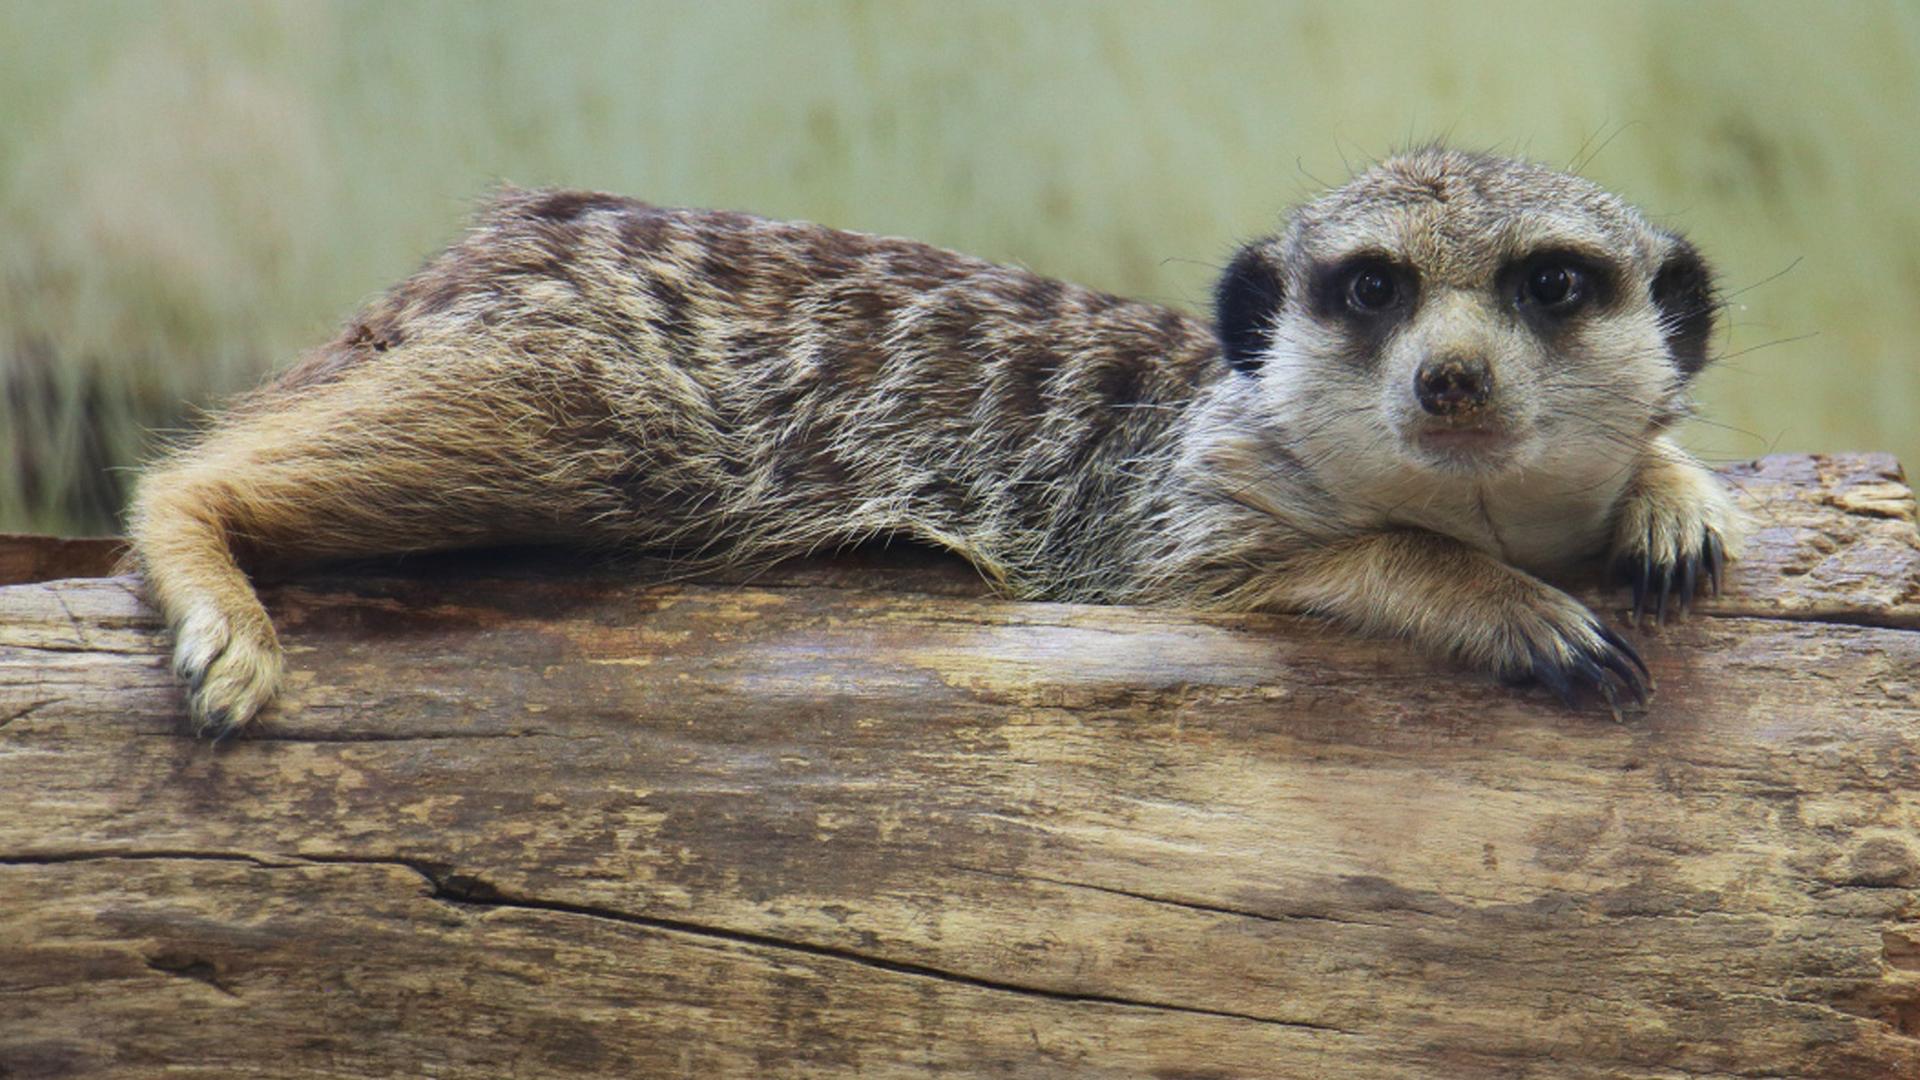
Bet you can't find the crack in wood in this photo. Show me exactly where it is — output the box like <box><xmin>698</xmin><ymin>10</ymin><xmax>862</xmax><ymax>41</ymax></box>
<box><xmin>419</xmin><ymin>877</ymin><xmax>1364</xmax><ymax>1038</ymax></box>
<box><xmin>2</xmin><ymin>848</ymin><xmax>1359</xmax><ymax>1038</ymax></box>
<box><xmin>240</xmin><ymin>728</ymin><xmax>578</xmax><ymax>744</ymax></box>
<box><xmin>144</xmin><ymin>952</ymin><xmax>239</xmax><ymax>998</ymax></box>
<box><xmin>47</xmin><ymin>586</ymin><xmax>93</xmax><ymax>650</ymax></box>
<box><xmin>0</xmin><ymin>700</ymin><xmax>54</xmax><ymax>729</ymax></box>
<box><xmin>1720</xmin><ymin>607</ymin><xmax>1920</xmax><ymax>633</ymax></box>
<box><xmin>0</xmin><ymin>642</ymin><xmax>126</xmax><ymax>655</ymax></box>
<box><xmin>0</xmin><ymin>850</ymin><xmax>288</xmax><ymax>868</ymax></box>
<box><xmin>945</xmin><ymin>862</ymin><xmax>1387</xmax><ymax>931</ymax></box>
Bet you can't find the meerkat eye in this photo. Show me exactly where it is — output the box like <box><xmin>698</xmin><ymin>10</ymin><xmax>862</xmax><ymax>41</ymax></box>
<box><xmin>1345</xmin><ymin>264</ymin><xmax>1399</xmax><ymax>313</ymax></box>
<box><xmin>1524</xmin><ymin>262</ymin><xmax>1585</xmax><ymax>309</ymax></box>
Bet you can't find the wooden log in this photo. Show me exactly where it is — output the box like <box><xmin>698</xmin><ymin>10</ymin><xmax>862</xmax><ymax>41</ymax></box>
<box><xmin>2</xmin><ymin>453</ymin><xmax>1917</xmax><ymax>1079</ymax></box>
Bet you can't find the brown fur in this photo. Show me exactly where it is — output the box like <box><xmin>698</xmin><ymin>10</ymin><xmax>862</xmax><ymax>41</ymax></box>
<box><xmin>128</xmin><ymin>148</ymin><xmax>1742</xmax><ymax>735</ymax></box>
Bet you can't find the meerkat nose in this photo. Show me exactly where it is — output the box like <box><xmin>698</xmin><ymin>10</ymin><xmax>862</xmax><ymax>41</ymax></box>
<box><xmin>1414</xmin><ymin>356</ymin><xmax>1493</xmax><ymax>417</ymax></box>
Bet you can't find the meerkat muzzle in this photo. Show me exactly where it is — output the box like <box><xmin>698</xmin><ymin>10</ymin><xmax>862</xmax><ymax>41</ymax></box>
<box><xmin>1414</xmin><ymin>356</ymin><xmax>1493</xmax><ymax>417</ymax></box>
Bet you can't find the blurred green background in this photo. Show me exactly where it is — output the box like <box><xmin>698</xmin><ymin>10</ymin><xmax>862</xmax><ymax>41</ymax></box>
<box><xmin>3</xmin><ymin>0</ymin><xmax>1915</xmax><ymax>535</ymax></box>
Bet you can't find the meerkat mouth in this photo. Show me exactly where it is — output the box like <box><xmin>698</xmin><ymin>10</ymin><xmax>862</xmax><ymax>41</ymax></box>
<box><xmin>1411</xmin><ymin>423</ymin><xmax>1519</xmax><ymax>469</ymax></box>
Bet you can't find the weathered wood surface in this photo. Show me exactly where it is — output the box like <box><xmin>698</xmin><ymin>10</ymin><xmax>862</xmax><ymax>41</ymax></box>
<box><xmin>2</xmin><ymin>452</ymin><xmax>1918</xmax><ymax>1079</ymax></box>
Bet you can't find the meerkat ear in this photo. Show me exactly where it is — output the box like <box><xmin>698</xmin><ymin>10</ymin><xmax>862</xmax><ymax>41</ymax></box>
<box><xmin>1650</xmin><ymin>236</ymin><xmax>1717</xmax><ymax>378</ymax></box>
<box><xmin>1214</xmin><ymin>242</ymin><xmax>1285</xmax><ymax>374</ymax></box>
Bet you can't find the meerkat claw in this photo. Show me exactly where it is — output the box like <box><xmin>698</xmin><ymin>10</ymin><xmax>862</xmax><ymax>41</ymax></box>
<box><xmin>1609</xmin><ymin>442</ymin><xmax>1745</xmax><ymax>629</ymax></box>
<box><xmin>1595</xmin><ymin>624</ymin><xmax>1651</xmax><ymax>693</ymax></box>
<box><xmin>1621</xmin><ymin>524</ymin><xmax>1726</xmax><ymax>628</ymax></box>
<box><xmin>1704</xmin><ymin>529</ymin><xmax>1726</xmax><ymax>597</ymax></box>
<box><xmin>1620</xmin><ymin>530</ymin><xmax>1697</xmax><ymax>622</ymax></box>
<box><xmin>1523</xmin><ymin>619</ymin><xmax>1651</xmax><ymax>714</ymax></box>
<box><xmin>1622</xmin><ymin>554</ymin><xmax>1649</xmax><ymax>626</ymax></box>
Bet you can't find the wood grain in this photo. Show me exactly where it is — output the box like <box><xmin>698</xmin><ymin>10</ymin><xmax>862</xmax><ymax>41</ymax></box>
<box><xmin>3</xmin><ymin>453</ymin><xmax>1917</xmax><ymax>1078</ymax></box>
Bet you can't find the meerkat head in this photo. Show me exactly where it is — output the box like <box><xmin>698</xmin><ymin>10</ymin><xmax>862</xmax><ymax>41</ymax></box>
<box><xmin>1214</xmin><ymin>147</ymin><xmax>1716</xmax><ymax>479</ymax></box>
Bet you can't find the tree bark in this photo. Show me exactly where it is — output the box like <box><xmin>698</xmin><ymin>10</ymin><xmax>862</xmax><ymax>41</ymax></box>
<box><xmin>2</xmin><ymin>453</ymin><xmax>1918</xmax><ymax>1079</ymax></box>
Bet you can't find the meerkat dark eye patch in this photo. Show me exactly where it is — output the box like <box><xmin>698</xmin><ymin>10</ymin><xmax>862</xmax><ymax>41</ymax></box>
<box><xmin>1650</xmin><ymin>237</ymin><xmax>1717</xmax><ymax>377</ymax></box>
<box><xmin>1214</xmin><ymin>241</ymin><xmax>1286</xmax><ymax>374</ymax></box>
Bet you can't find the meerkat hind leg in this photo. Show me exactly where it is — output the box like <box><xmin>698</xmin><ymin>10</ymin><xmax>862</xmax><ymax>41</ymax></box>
<box><xmin>129</xmin><ymin>459</ymin><xmax>290</xmax><ymax>738</ymax></box>
<box><xmin>131</xmin><ymin>357</ymin><xmax>613</xmax><ymax>736</ymax></box>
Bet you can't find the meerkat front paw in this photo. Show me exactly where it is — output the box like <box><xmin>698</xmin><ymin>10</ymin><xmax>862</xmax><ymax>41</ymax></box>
<box><xmin>1609</xmin><ymin>452</ymin><xmax>1745</xmax><ymax>625</ymax></box>
<box><xmin>171</xmin><ymin>603</ymin><xmax>282</xmax><ymax>738</ymax></box>
<box><xmin>1490</xmin><ymin>586</ymin><xmax>1651</xmax><ymax>713</ymax></box>
<box><xmin>1274</xmin><ymin>531</ymin><xmax>1653</xmax><ymax>714</ymax></box>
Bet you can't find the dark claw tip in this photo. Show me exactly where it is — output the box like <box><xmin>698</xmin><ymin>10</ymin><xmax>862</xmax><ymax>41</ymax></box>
<box><xmin>197</xmin><ymin>707</ymin><xmax>233</xmax><ymax>739</ymax></box>
<box><xmin>1532</xmin><ymin>659</ymin><xmax>1577</xmax><ymax>709</ymax></box>
<box><xmin>1704</xmin><ymin>530</ymin><xmax>1726</xmax><ymax>597</ymax></box>
<box><xmin>1630</xmin><ymin>555</ymin><xmax>1651</xmax><ymax>625</ymax></box>
<box><xmin>1598</xmin><ymin>624</ymin><xmax>1652</xmax><ymax>682</ymax></box>
<box><xmin>1655</xmin><ymin>562</ymin><xmax>1674</xmax><ymax>625</ymax></box>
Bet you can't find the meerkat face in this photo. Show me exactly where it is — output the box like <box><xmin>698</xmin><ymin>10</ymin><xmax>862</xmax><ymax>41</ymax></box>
<box><xmin>1215</xmin><ymin>148</ymin><xmax>1716</xmax><ymax>482</ymax></box>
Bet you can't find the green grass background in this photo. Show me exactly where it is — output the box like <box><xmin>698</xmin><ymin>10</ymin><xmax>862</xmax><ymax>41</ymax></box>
<box><xmin>4</xmin><ymin>0</ymin><xmax>1915</xmax><ymax>534</ymax></box>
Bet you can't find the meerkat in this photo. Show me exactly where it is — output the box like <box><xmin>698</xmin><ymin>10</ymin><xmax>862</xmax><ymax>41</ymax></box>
<box><xmin>127</xmin><ymin>147</ymin><xmax>1742</xmax><ymax>737</ymax></box>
